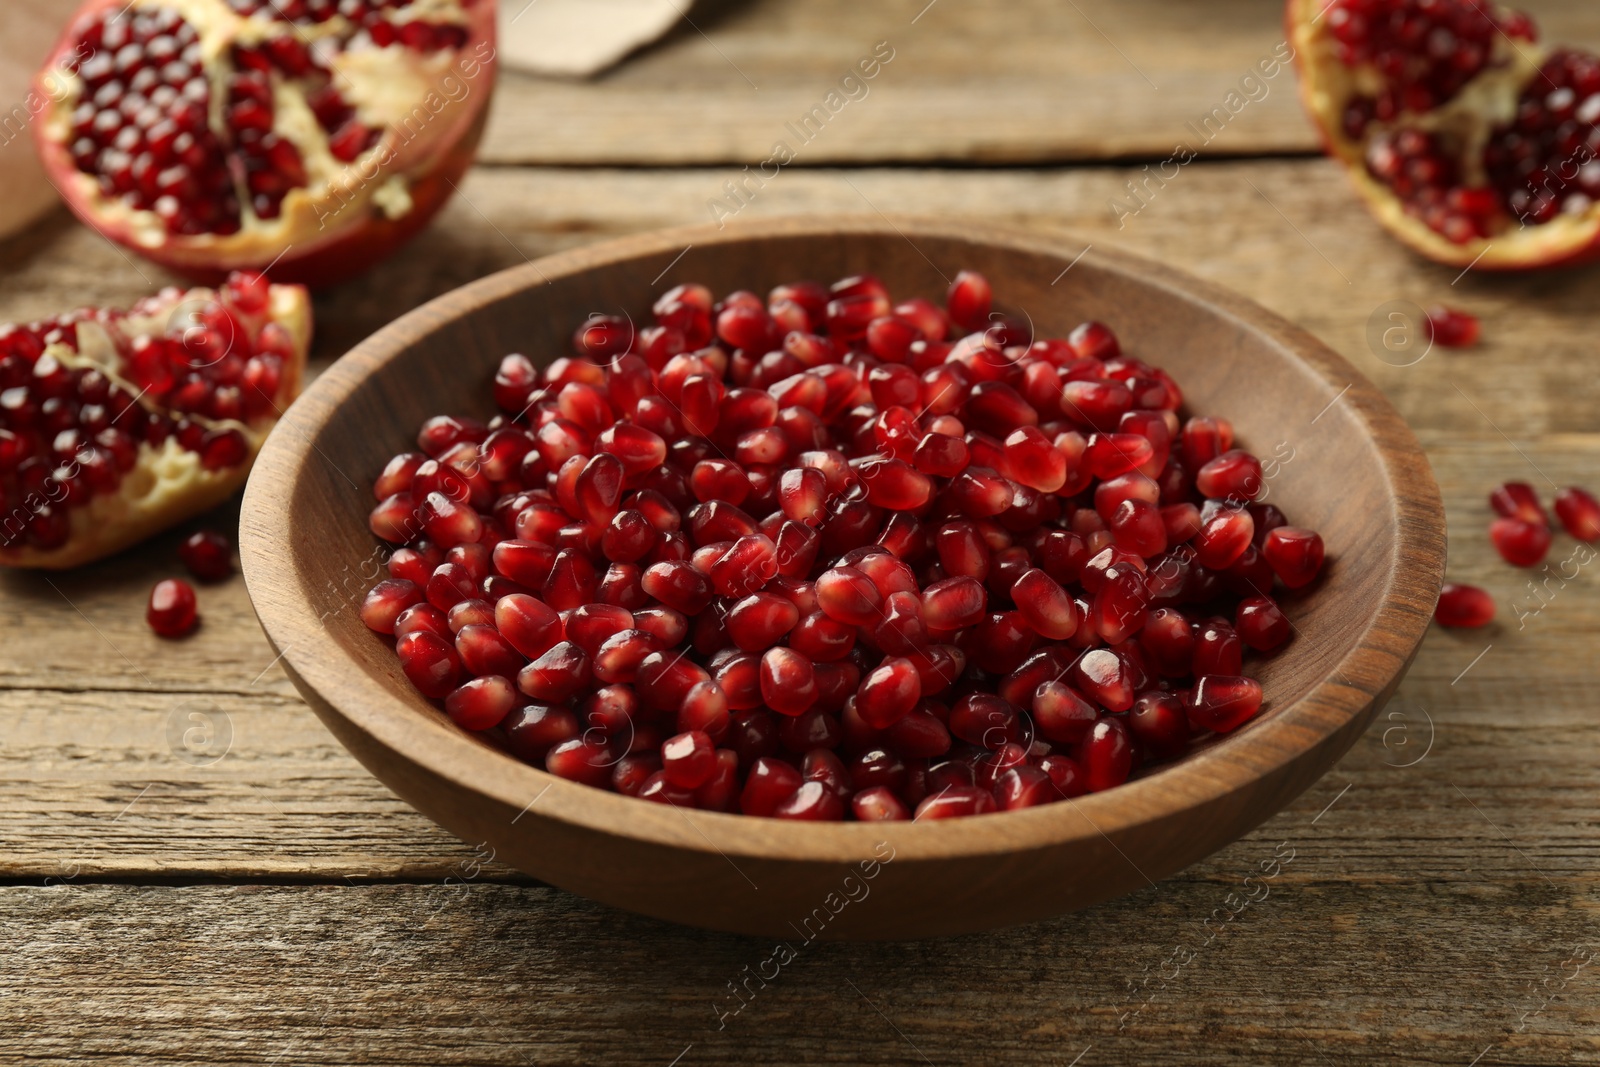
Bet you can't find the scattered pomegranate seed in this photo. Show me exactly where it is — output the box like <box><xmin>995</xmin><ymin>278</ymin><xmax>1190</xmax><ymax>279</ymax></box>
<box><xmin>147</xmin><ymin>578</ymin><xmax>198</xmax><ymax>637</ymax></box>
<box><xmin>1489</xmin><ymin>517</ymin><xmax>1551</xmax><ymax>568</ymax></box>
<box><xmin>1489</xmin><ymin>482</ymin><xmax>1547</xmax><ymax>527</ymax></box>
<box><xmin>358</xmin><ymin>270</ymin><xmax>1326</xmax><ymax>819</ymax></box>
<box><xmin>1424</xmin><ymin>306</ymin><xmax>1480</xmax><ymax>348</ymax></box>
<box><xmin>179</xmin><ymin>528</ymin><xmax>233</xmax><ymax>582</ymax></box>
<box><xmin>1553</xmin><ymin>487</ymin><xmax>1600</xmax><ymax>542</ymax></box>
<box><xmin>1435</xmin><ymin>582</ymin><xmax>1495</xmax><ymax>628</ymax></box>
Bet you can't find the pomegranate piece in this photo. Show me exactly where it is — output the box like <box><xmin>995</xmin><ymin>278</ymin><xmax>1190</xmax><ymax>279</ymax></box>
<box><xmin>1289</xmin><ymin>0</ymin><xmax>1600</xmax><ymax>270</ymax></box>
<box><xmin>0</xmin><ymin>276</ymin><xmax>309</xmax><ymax>569</ymax></box>
<box><xmin>1186</xmin><ymin>676</ymin><xmax>1264</xmax><ymax>734</ymax></box>
<box><xmin>1262</xmin><ymin>527</ymin><xmax>1326</xmax><ymax>589</ymax></box>
<box><xmin>1435</xmin><ymin>582</ymin><xmax>1495</xmax><ymax>628</ymax></box>
<box><xmin>33</xmin><ymin>0</ymin><xmax>497</xmax><ymax>287</ymax></box>
<box><xmin>359</xmin><ymin>268</ymin><xmax>1325</xmax><ymax>819</ymax></box>
<box><xmin>1554</xmin><ymin>487</ymin><xmax>1600</xmax><ymax>542</ymax></box>
<box><xmin>147</xmin><ymin>577</ymin><xmax>198</xmax><ymax>636</ymax></box>
<box><xmin>1489</xmin><ymin>517</ymin><xmax>1551</xmax><ymax>567</ymax></box>
<box><xmin>1425</xmin><ymin>306</ymin><xmax>1480</xmax><ymax>348</ymax></box>
<box><xmin>1489</xmin><ymin>482</ymin><xmax>1547</xmax><ymax>527</ymax></box>
<box><xmin>179</xmin><ymin>528</ymin><xmax>233</xmax><ymax>582</ymax></box>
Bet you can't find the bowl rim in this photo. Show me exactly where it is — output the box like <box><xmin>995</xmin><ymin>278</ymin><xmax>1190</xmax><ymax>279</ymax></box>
<box><xmin>241</xmin><ymin>216</ymin><xmax>1444</xmax><ymax>865</ymax></box>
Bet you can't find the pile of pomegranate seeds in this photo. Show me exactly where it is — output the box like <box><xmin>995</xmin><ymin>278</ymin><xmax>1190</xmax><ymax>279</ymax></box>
<box><xmin>361</xmin><ymin>271</ymin><xmax>1329</xmax><ymax>820</ymax></box>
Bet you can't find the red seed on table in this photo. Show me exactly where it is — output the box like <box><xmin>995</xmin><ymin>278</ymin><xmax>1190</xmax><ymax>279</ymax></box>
<box><xmin>1554</xmin><ymin>487</ymin><xmax>1600</xmax><ymax>542</ymax></box>
<box><xmin>1489</xmin><ymin>482</ymin><xmax>1547</xmax><ymax>527</ymax></box>
<box><xmin>1424</xmin><ymin>305</ymin><xmax>1480</xmax><ymax>348</ymax></box>
<box><xmin>1435</xmin><ymin>582</ymin><xmax>1495</xmax><ymax>628</ymax></box>
<box><xmin>180</xmin><ymin>529</ymin><xmax>233</xmax><ymax>582</ymax></box>
<box><xmin>1489</xmin><ymin>517</ymin><xmax>1551</xmax><ymax>568</ymax></box>
<box><xmin>148</xmin><ymin>578</ymin><xmax>199</xmax><ymax>637</ymax></box>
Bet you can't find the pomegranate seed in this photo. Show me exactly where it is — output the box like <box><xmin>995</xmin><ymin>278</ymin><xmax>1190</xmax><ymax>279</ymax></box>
<box><xmin>1489</xmin><ymin>482</ymin><xmax>1547</xmax><ymax>527</ymax></box>
<box><xmin>395</xmin><ymin>631</ymin><xmax>462</xmax><ymax>699</ymax></box>
<box><xmin>946</xmin><ymin>270</ymin><xmax>993</xmax><ymax>332</ymax></box>
<box><xmin>773</xmin><ymin>780</ymin><xmax>846</xmax><ymax>820</ymax></box>
<box><xmin>1425</xmin><ymin>306</ymin><xmax>1479</xmax><ymax>347</ymax></box>
<box><xmin>852</xmin><ymin>787</ymin><xmax>910</xmax><ymax>821</ymax></box>
<box><xmin>179</xmin><ymin>528</ymin><xmax>232</xmax><ymax>582</ymax></box>
<box><xmin>1128</xmin><ymin>692</ymin><xmax>1190</xmax><ymax>761</ymax></box>
<box><xmin>1435</xmin><ymin>582</ymin><xmax>1495</xmax><ymax>628</ymax></box>
<box><xmin>1554</xmin><ymin>487</ymin><xmax>1600</xmax><ymax>541</ymax></box>
<box><xmin>445</xmin><ymin>676</ymin><xmax>517</xmax><ymax>731</ymax></box>
<box><xmin>1235</xmin><ymin>595</ymin><xmax>1291</xmax><ymax>652</ymax></box>
<box><xmin>760</xmin><ymin>647</ymin><xmax>818</xmax><ymax>716</ymax></box>
<box><xmin>1186</xmin><ymin>676</ymin><xmax>1264</xmax><ymax>734</ymax></box>
<box><xmin>1262</xmin><ymin>527</ymin><xmax>1326</xmax><ymax>588</ymax></box>
<box><xmin>1489</xmin><ymin>517</ymin><xmax>1551</xmax><ymax>567</ymax></box>
<box><xmin>660</xmin><ymin>730</ymin><xmax>716</xmax><ymax>789</ymax></box>
<box><xmin>914</xmin><ymin>785</ymin><xmax>996</xmax><ymax>820</ymax></box>
<box><xmin>147</xmin><ymin>578</ymin><xmax>199</xmax><ymax>637</ymax></box>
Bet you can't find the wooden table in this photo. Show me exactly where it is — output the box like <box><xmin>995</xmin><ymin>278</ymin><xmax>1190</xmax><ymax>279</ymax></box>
<box><xmin>5</xmin><ymin>1</ymin><xmax>1599</xmax><ymax>1063</ymax></box>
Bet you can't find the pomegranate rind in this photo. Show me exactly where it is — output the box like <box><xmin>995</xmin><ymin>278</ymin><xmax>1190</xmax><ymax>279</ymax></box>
<box><xmin>31</xmin><ymin>0</ymin><xmax>498</xmax><ymax>288</ymax></box>
<box><xmin>0</xmin><ymin>283</ymin><xmax>311</xmax><ymax>570</ymax></box>
<box><xmin>1286</xmin><ymin>0</ymin><xmax>1600</xmax><ymax>270</ymax></box>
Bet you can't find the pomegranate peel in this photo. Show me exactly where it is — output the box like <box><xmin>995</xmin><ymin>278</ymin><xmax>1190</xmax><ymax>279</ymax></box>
<box><xmin>1288</xmin><ymin>0</ymin><xmax>1600</xmax><ymax>270</ymax></box>
<box><xmin>33</xmin><ymin>0</ymin><xmax>497</xmax><ymax>288</ymax></box>
<box><xmin>0</xmin><ymin>276</ymin><xmax>310</xmax><ymax>569</ymax></box>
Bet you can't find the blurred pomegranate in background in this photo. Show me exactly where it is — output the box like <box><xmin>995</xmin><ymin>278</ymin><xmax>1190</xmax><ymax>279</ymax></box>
<box><xmin>1289</xmin><ymin>0</ymin><xmax>1600</xmax><ymax>270</ymax></box>
<box><xmin>31</xmin><ymin>0</ymin><xmax>498</xmax><ymax>288</ymax></box>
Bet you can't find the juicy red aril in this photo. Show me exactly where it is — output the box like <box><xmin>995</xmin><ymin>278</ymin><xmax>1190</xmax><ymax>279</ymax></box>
<box><xmin>361</xmin><ymin>269</ymin><xmax>1324</xmax><ymax>819</ymax></box>
<box><xmin>1235</xmin><ymin>595</ymin><xmax>1291</xmax><ymax>652</ymax></box>
<box><xmin>1489</xmin><ymin>482</ymin><xmax>1547</xmax><ymax>527</ymax></box>
<box><xmin>1262</xmin><ymin>527</ymin><xmax>1326</xmax><ymax>589</ymax></box>
<box><xmin>1186</xmin><ymin>676</ymin><xmax>1263</xmax><ymax>734</ymax></box>
<box><xmin>147</xmin><ymin>577</ymin><xmax>198</xmax><ymax>637</ymax></box>
<box><xmin>1489</xmin><ymin>517</ymin><xmax>1551</xmax><ymax>567</ymax></box>
<box><xmin>445</xmin><ymin>676</ymin><xmax>516</xmax><ymax>731</ymax></box>
<box><xmin>1554</xmin><ymin>487</ymin><xmax>1600</xmax><ymax>541</ymax></box>
<box><xmin>179</xmin><ymin>528</ymin><xmax>232</xmax><ymax>581</ymax></box>
<box><xmin>1435</xmin><ymin>582</ymin><xmax>1495</xmax><ymax>628</ymax></box>
<box><xmin>1426</xmin><ymin>306</ymin><xmax>1480</xmax><ymax>348</ymax></box>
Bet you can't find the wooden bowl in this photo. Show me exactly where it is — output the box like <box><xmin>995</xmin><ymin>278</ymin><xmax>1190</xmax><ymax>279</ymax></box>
<box><xmin>241</xmin><ymin>218</ymin><xmax>1444</xmax><ymax>940</ymax></box>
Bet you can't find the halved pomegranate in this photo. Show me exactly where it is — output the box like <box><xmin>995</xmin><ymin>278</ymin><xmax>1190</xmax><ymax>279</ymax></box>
<box><xmin>0</xmin><ymin>272</ymin><xmax>310</xmax><ymax>568</ymax></box>
<box><xmin>32</xmin><ymin>0</ymin><xmax>497</xmax><ymax>288</ymax></box>
<box><xmin>1289</xmin><ymin>0</ymin><xmax>1600</xmax><ymax>269</ymax></box>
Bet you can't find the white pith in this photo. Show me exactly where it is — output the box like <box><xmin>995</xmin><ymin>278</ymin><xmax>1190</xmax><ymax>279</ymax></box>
<box><xmin>0</xmin><ymin>282</ymin><xmax>311</xmax><ymax>569</ymax></box>
<box><xmin>1289</xmin><ymin>0</ymin><xmax>1600</xmax><ymax>268</ymax></box>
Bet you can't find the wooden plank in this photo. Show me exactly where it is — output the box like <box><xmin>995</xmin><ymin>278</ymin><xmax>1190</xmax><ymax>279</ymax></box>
<box><xmin>5</xmin><ymin>872</ymin><xmax>1597</xmax><ymax>1066</ymax></box>
<box><xmin>473</xmin><ymin>0</ymin><xmax>1600</xmax><ymax>166</ymax></box>
<box><xmin>0</xmin><ymin>161</ymin><xmax>1596</xmax><ymax>886</ymax></box>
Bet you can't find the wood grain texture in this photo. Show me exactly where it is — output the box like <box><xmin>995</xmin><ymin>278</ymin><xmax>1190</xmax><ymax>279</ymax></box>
<box><xmin>5</xmin><ymin>865</ymin><xmax>1598</xmax><ymax>1066</ymax></box>
<box><xmin>474</xmin><ymin>0</ymin><xmax>1600</xmax><ymax>166</ymax></box>
<box><xmin>1</xmin><ymin>155</ymin><xmax>1596</xmax><ymax>1054</ymax></box>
